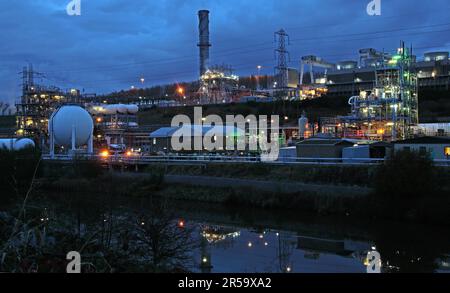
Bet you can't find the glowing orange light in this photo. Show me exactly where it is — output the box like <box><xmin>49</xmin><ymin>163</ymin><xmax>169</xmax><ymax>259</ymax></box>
<box><xmin>178</xmin><ymin>220</ymin><xmax>185</xmax><ymax>228</ymax></box>
<box><xmin>96</xmin><ymin>117</ymin><xmax>103</xmax><ymax>123</ymax></box>
<box><xmin>177</xmin><ymin>87</ymin><xmax>185</xmax><ymax>95</ymax></box>
<box><xmin>100</xmin><ymin>150</ymin><xmax>109</xmax><ymax>157</ymax></box>
<box><xmin>126</xmin><ymin>151</ymin><xmax>132</xmax><ymax>157</ymax></box>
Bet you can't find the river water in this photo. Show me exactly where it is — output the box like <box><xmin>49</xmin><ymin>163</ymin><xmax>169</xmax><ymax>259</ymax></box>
<box><xmin>2</xmin><ymin>193</ymin><xmax>450</xmax><ymax>273</ymax></box>
<box><xmin>171</xmin><ymin>201</ymin><xmax>450</xmax><ymax>273</ymax></box>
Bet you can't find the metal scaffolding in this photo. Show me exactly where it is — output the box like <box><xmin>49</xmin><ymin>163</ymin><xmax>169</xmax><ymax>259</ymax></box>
<box><xmin>338</xmin><ymin>42</ymin><xmax>419</xmax><ymax>141</ymax></box>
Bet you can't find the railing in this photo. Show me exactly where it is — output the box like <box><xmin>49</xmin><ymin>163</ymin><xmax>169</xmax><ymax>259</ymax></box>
<box><xmin>41</xmin><ymin>153</ymin><xmax>450</xmax><ymax>167</ymax></box>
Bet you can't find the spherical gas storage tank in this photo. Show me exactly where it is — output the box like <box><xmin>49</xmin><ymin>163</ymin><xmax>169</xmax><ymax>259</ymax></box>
<box><xmin>49</xmin><ymin>106</ymin><xmax>94</xmax><ymax>147</ymax></box>
<box><xmin>0</xmin><ymin>138</ymin><xmax>35</xmax><ymax>151</ymax></box>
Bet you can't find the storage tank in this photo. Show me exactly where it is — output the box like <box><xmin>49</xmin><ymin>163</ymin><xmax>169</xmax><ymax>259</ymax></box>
<box><xmin>116</xmin><ymin>104</ymin><xmax>128</xmax><ymax>114</ymax></box>
<box><xmin>49</xmin><ymin>106</ymin><xmax>94</xmax><ymax>147</ymax></box>
<box><xmin>104</xmin><ymin>104</ymin><xmax>118</xmax><ymax>115</ymax></box>
<box><xmin>0</xmin><ymin>138</ymin><xmax>35</xmax><ymax>151</ymax></box>
<box><xmin>298</xmin><ymin>113</ymin><xmax>308</xmax><ymax>138</ymax></box>
<box><xmin>14</xmin><ymin>138</ymin><xmax>35</xmax><ymax>150</ymax></box>
<box><xmin>424</xmin><ymin>51</ymin><xmax>449</xmax><ymax>62</ymax></box>
<box><xmin>126</xmin><ymin>104</ymin><xmax>139</xmax><ymax>114</ymax></box>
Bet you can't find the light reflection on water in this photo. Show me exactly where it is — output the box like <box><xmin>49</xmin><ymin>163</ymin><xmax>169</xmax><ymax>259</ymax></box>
<box><xmin>173</xmin><ymin>201</ymin><xmax>450</xmax><ymax>274</ymax></box>
<box><xmin>190</xmin><ymin>225</ymin><xmax>369</xmax><ymax>273</ymax></box>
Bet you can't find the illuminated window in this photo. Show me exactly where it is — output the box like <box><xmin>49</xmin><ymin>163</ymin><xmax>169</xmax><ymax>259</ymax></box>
<box><xmin>445</xmin><ymin>147</ymin><xmax>450</xmax><ymax>157</ymax></box>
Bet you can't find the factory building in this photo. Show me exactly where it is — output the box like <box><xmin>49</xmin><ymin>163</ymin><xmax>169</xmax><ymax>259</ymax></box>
<box><xmin>149</xmin><ymin>125</ymin><xmax>245</xmax><ymax>154</ymax></box>
<box><xmin>296</xmin><ymin>138</ymin><xmax>355</xmax><ymax>159</ymax></box>
<box><xmin>317</xmin><ymin>44</ymin><xmax>420</xmax><ymax>142</ymax></box>
<box><xmin>199</xmin><ymin>65</ymin><xmax>239</xmax><ymax>104</ymax></box>
<box><xmin>393</xmin><ymin>136</ymin><xmax>450</xmax><ymax>160</ymax></box>
<box><xmin>318</xmin><ymin>49</ymin><xmax>449</xmax><ymax>96</ymax></box>
<box><xmin>15</xmin><ymin>65</ymin><xmax>82</xmax><ymax>146</ymax></box>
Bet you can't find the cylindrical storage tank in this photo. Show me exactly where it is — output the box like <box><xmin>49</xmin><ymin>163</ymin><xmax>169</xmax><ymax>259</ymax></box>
<box><xmin>49</xmin><ymin>106</ymin><xmax>94</xmax><ymax>147</ymax></box>
<box><xmin>126</xmin><ymin>104</ymin><xmax>139</xmax><ymax>114</ymax></box>
<box><xmin>298</xmin><ymin>114</ymin><xmax>308</xmax><ymax>138</ymax></box>
<box><xmin>104</xmin><ymin>105</ymin><xmax>118</xmax><ymax>115</ymax></box>
<box><xmin>14</xmin><ymin>138</ymin><xmax>35</xmax><ymax>150</ymax></box>
<box><xmin>116</xmin><ymin>104</ymin><xmax>128</xmax><ymax>114</ymax></box>
<box><xmin>0</xmin><ymin>138</ymin><xmax>35</xmax><ymax>151</ymax></box>
<box><xmin>424</xmin><ymin>51</ymin><xmax>449</xmax><ymax>62</ymax></box>
<box><xmin>0</xmin><ymin>138</ymin><xmax>17</xmax><ymax>150</ymax></box>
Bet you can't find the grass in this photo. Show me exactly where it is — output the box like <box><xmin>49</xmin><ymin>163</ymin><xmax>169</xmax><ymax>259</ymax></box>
<box><xmin>146</xmin><ymin>163</ymin><xmax>376</xmax><ymax>187</ymax></box>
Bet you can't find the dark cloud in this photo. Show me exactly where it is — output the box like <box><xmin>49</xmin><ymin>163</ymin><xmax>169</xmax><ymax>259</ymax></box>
<box><xmin>0</xmin><ymin>0</ymin><xmax>449</xmax><ymax>104</ymax></box>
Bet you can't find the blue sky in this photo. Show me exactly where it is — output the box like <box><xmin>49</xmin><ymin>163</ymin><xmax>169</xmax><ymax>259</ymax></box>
<box><xmin>1</xmin><ymin>0</ymin><xmax>450</xmax><ymax>104</ymax></box>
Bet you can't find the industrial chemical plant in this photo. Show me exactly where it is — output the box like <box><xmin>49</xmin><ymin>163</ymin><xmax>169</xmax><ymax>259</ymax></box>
<box><xmin>1</xmin><ymin>9</ymin><xmax>449</xmax><ymax>163</ymax></box>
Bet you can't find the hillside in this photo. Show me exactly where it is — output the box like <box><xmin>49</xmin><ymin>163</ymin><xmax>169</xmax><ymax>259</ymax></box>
<box><xmin>137</xmin><ymin>90</ymin><xmax>450</xmax><ymax>126</ymax></box>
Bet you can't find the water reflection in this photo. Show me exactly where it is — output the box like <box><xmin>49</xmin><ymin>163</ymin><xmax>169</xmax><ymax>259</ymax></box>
<box><xmin>173</xmin><ymin>201</ymin><xmax>450</xmax><ymax>273</ymax></box>
<box><xmin>193</xmin><ymin>225</ymin><xmax>369</xmax><ymax>273</ymax></box>
<box><xmin>2</xmin><ymin>192</ymin><xmax>449</xmax><ymax>273</ymax></box>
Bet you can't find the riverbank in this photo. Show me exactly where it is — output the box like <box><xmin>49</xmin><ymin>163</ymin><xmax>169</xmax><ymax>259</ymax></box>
<box><xmin>36</xmin><ymin>168</ymin><xmax>450</xmax><ymax>227</ymax></box>
<box><xmin>2</xmin><ymin>149</ymin><xmax>449</xmax><ymax>227</ymax></box>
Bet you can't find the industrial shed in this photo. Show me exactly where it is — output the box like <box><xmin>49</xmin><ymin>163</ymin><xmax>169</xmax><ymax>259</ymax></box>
<box><xmin>296</xmin><ymin>138</ymin><xmax>355</xmax><ymax>159</ymax></box>
<box><xmin>149</xmin><ymin>125</ymin><xmax>245</xmax><ymax>154</ymax></box>
<box><xmin>342</xmin><ymin>141</ymin><xmax>392</xmax><ymax>162</ymax></box>
<box><xmin>393</xmin><ymin>136</ymin><xmax>450</xmax><ymax>160</ymax></box>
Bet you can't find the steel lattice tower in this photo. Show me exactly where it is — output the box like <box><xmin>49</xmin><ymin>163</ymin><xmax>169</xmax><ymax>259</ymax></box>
<box><xmin>274</xmin><ymin>29</ymin><xmax>290</xmax><ymax>89</ymax></box>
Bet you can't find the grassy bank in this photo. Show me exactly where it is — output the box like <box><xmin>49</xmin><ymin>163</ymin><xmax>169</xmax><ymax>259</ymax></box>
<box><xmin>1</xmin><ymin>149</ymin><xmax>449</xmax><ymax>226</ymax></box>
<box><xmin>149</xmin><ymin>163</ymin><xmax>376</xmax><ymax>187</ymax></box>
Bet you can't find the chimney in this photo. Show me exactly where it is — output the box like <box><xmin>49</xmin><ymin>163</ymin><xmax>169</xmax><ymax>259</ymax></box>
<box><xmin>198</xmin><ymin>10</ymin><xmax>211</xmax><ymax>77</ymax></box>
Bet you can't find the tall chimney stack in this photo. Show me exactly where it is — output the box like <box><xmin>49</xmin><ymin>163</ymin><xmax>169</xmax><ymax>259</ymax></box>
<box><xmin>198</xmin><ymin>10</ymin><xmax>211</xmax><ymax>77</ymax></box>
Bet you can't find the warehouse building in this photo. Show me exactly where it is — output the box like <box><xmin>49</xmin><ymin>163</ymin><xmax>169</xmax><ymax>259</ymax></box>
<box><xmin>296</xmin><ymin>138</ymin><xmax>355</xmax><ymax>159</ymax></box>
<box><xmin>393</xmin><ymin>136</ymin><xmax>450</xmax><ymax>160</ymax></box>
<box><xmin>149</xmin><ymin>125</ymin><xmax>245</xmax><ymax>154</ymax></box>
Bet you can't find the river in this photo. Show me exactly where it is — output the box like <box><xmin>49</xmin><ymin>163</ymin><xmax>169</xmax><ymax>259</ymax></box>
<box><xmin>2</xmin><ymin>192</ymin><xmax>449</xmax><ymax>273</ymax></box>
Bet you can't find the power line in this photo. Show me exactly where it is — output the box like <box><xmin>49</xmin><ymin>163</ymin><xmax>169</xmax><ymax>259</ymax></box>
<box><xmin>40</xmin><ymin>22</ymin><xmax>450</xmax><ymax>75</ymax></box>
<box><xmin>44</xmin><ymin>42</ymin><xmax>448</xmax><ymax>89</ymax></box>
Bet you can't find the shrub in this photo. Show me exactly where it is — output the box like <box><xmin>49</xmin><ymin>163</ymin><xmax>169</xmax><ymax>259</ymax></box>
<box><xmin>373</xmin><ymin>150</ymin><xmax>438</xmax><ymax>200</ymax></box>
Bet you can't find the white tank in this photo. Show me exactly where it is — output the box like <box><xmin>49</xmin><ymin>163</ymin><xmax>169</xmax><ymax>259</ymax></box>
<box><xmin>126</xmin><ymin>104</ymin><xmax>139</xmax><ymax>114</ymax></box>
<box><xmin>116</xmin><ymin>104</ymin><xmax>128</xmax><ymax>114</ymax></box>
<box><xmin>104</xmin><ymin>105</ymin><xmax>118</xmax><ymax>115</ymax></box>
<box><xmin>0</xmin><ymin>138</ymin><xmax>35</xmax><ymax>151</ymax></box>
<box><xmin>299</xmin><ymin>113</ymin><xmax>309</xmax><ymax>137</ymax></box>
<box><xmin>49</xmin><ymin>106</ymin><xmax>94</xmax><ymax>147</ymax></box>
<box><xmin>0</xmin><ymin>139</ymin><xmax>16</xmax><ymax>150</ymax></box>
<box><xmin>14</xmin><ymin>138</ymin><xmax>35</xmax><ymax>150</ymax></box>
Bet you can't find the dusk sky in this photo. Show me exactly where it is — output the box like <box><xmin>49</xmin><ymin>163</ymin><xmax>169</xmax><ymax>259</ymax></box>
<box><xmin>1</xmin><ymin>0</ymin><xmax>450</xmax><ymax>105</ymax></box>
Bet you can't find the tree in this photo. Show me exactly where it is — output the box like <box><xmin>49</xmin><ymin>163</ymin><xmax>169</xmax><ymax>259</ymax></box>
<box><xmin>374</xmin><ymin>150</ymin><xmax>437</xmax><ymax>200</ymax></box>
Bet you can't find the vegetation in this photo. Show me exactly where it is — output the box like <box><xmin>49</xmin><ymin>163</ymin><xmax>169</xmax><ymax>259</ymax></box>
<box><xmin>371</xmin><ymin>150</ymin><xmax>450</xmax><ymax>224</ymax></box>
<box><xmin>150</xmin><ymin>163</ymin><xmax>375</xmax><ymax>187</ymax></box>
<box><xmin>374</xmin><ymin>150</ymin><xmax>438</xmax><ymax>200</ymax></box>
<box><xmin>0</xmin><ymin>148</ymin><xmax>41</xmax><ymax>203</ymax></box>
